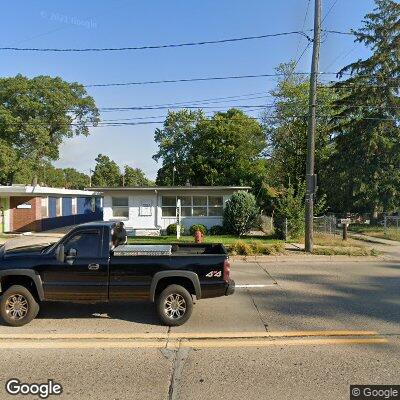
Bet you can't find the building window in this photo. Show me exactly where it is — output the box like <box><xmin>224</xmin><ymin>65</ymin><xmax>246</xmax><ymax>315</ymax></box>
<box><xmin>179</xmin><ymin>196</ymin><xmax>192</xmax><ymax>217</ymax></box>
<box><xmin>161</xmin><ymin>196</ymin><xmax>176</xmax><ymax>217</ymax></box>
<box><xmin>41</xmin><ymin>197</ymin><xmax>48</xmax><ymax>218</ymax></box>
<box><xmin>193</xmin><ymin>196</ymin><xmax>207</xmax><ymax>217</ymax></box>
<box><xmin>161</xmin><ymin>195</ymin><xmax>224</xmax><ymax>218</ymax></box>
<box><xmin>112</xmin><ymin>197</ymin><xmax>129</xmax><ymax>219</ymax></box>
<box><xmin>208</xmin><ymin>196</ymin><xmax>224</xmax><ymax>216</ymax></box>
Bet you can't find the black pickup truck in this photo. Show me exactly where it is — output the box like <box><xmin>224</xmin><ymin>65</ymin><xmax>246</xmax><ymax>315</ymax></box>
<box><xmin>0</xmin><ymin>221</ymin><xmax>234</xmax><ymax>327</ymax></box>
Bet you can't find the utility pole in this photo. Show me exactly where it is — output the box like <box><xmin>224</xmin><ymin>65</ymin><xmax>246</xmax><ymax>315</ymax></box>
<box><xmin>305</xmin><ymin>0</ymin><xmax>321</xmax><ymax>253</ymax></box>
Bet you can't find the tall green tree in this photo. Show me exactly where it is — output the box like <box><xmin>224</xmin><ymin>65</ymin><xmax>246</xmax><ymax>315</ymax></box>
<box><xmin>63</xmin><ymin>168</ymin><xmax>90</xmax><ymax>190</ymax></box>
<box><xmin>153</xmin><ymin>109</ymin><xmax>205</xmax><ymax>185</ymax></box>
<box><xmin>263</xmin><ymin>62</ymin><xmax>336</xmax><ymax>191</ymax></box>
<box><xmin>0</xmin><ymin>74</ymin><xmax>99</xmax><ymax>184</ymax></box>
<box><xmin>154</xmin><ymin>109</ymin><xmax>266</xmax><ymax>187</ymax></box>
<box><xmin>92</xmin><ymin>154</ymin><xmax>121</xmax><ymax>187</ymax></box>
<box><xmin>12</xmin><ymin>162</ymin><xmax>90</xmax><ymax>190</ymax></box>
<box><xmin>330</xmin><ymin>0</ymin><xmax>400</xmax><ymax>216</ymax></box>
<box><xmin>122</xmin><ymin>165</ymin><xmax>153</xmax><ymax>186</ymax></box>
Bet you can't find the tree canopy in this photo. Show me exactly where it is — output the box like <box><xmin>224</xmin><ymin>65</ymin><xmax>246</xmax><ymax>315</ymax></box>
<box><xmin>91</xmin><ymin>154</ymin><xmax>153</xmax><ymax>187</ymax></box>
<box><xmin>0</xmin><ymin>74</ymin><xmax>99</xmax><ymax>185</ymax></box>
<box><xmin>330</xmin><ymin>0</ymin><xmax>400</xmax><ymax>215</ymax></box>
<box><xmin>154</xmin><ymin>108</ymin><xmax>266</xmax><ymax>186</ymax></box>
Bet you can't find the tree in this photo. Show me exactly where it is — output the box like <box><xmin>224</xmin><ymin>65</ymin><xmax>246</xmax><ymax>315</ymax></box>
<box><xmin>63</xmin><ymin>168</ymin><xmax>90</xmax><ymax>189</ymax></box>
<box><xmin>11</xmin><ymin>162</ymin><xmax>90</xmax><ymax>189</ymax></box>
<box><xmin>263</xmin><ymin>62</ymin><xmax>336</xmax><ymax>191</ymax></box>
<box><xmin>92</xmin><ymin>154</ymin><xmax>121</xmax><ymax>187</ymax></box>
<box><xmin>330</xmin><ymin>0</ymin><xmax>400</xmax><ymax>216</ymax></box>
<box><xmin>274</xmin><ymin>180</ymin><xmax>326</xmax><ymax>239</ymax></box>
<box><xmin>223</xmin><ymin>191</ymin><xmax>259</xmax><ymax>236</ymax></box>
<box><xmin>154</xmin><ymin>109</ymin><xmax>266</xmax><ymax>187</ymax></box>
<box><xmin>122</xmin><ymin>165</ymin><xmax>153</xmax><ymax>186</ymax></box>
<box><xmin>153</xmin><ymin>109</ymin><xmax>205</xmax><ymax>185</ymax></box>
<box><xmin>0</xmin><ymin>74</ymin><xmax>99</xmax><ymax>184</ymax></box>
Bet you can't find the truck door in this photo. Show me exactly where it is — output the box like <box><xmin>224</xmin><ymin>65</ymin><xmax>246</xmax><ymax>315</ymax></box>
<box><xmin>42</xmin><ymin>228</ymin><xmax>109</xmax><ymax>301</ymax></box>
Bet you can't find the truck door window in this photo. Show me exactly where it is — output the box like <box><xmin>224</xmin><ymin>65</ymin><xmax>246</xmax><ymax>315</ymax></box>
<box><xmin>64</xmin><ymin>230</ymin><xmax>101</xmax><ymax>258</ymax></box>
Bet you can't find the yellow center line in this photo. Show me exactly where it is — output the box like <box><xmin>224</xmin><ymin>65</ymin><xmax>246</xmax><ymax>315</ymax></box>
<box><xmin>0</xmin><ymin>337</ymin><xmax>388</xmax><ymax>350</ymax></box>
<box><xmin>0</xmin><ymin>330</ymin><xmax>379</xmax><ymax>340</ymax></box>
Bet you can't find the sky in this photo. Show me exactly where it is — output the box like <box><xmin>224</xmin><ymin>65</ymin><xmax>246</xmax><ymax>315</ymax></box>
<box><xmin>1</xmin><ymin>0</ymin><xmax>376</xmax><ymax>180</ymax></box>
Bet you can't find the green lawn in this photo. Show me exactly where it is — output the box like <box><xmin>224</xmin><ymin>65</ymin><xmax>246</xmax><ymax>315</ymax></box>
<box><xmin>349</xmin><ymin>225</ymin><xmax>400</xmax><ymax>242</ymax></box>
<box><xmin>128</xmin><ymin>234</ymin><xmax>281</xmax><ymax>245</ymax></box>
<box><xmin>128</xmin><ymin>234</ymin><xmax>285</xmax><ymax>256</ymax></box>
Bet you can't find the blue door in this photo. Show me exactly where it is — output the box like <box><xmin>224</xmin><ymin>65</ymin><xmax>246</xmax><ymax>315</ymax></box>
<box><xmin>48</xmin><ymin>197</ymin><xmax>57</xmax><ymax>218</ymax></box>
<box><xmin>62</xmin><ymin>197</ymin><xmax>72</xmax><ymax>216</ymax></box>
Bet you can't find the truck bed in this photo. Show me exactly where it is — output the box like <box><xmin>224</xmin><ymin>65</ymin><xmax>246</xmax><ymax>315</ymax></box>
<box><xmin>112</xmin><ymin>243</ymin><xmax>227</xmax><ymax>256</ymax></box>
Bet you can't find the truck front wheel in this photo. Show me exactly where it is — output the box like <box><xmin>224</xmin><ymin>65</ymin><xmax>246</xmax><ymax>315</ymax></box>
<box><xmin>0</xmin><ymin>285</ymin><xmax>40</xmax><ymax>327</ymax></box>
<box><xmin>156</xmin><ymin>284</ymin><xmax>193</xmax><ymax>326</ymax></box>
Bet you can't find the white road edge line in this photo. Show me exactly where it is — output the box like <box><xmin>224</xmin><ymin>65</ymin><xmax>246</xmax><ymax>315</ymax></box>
<box><xmin>235</xmin><ymin>284</ymin><xmax>277</xmax><ymax>288</ymax></box>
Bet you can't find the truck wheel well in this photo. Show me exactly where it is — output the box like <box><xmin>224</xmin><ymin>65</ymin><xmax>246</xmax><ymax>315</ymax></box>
<box><xmin>155</xmin><ymin>277</ymin><xmax>196</xmax><ymax>298</ymax></box>
<box><xmin>0</xmin><ymin>276</ymin><xmax>40</xmax><ymax>302</ymax></box>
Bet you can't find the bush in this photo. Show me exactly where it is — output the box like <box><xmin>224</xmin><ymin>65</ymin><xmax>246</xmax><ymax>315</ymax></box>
<box><xmin>229</xmin><ymin>241</ymin><xmax>285</xmax><ymax>255</ymax></box>
<box><xmin>273</xmin><ymin>181</ymin><xmax>305</xmax><ymax>240</ymax></box>
<box><xmin>230</xmin><ymin>241</ymin><xmax>253</xmax><ymax>255</ymax></box>
<box><xmin>166</xmin><ymin>223</ymin><xmax>185</xmax><ymax>235</ymax></box>
<box><xmin>209</xmin><ymin>225</ymin><xmax>225</xmax><ymax>235</ymax></box>
<box><xmin>189</xmin><ymin>224</ymin><xmax>207</xmax><ymax>235</ymax></box>
<box><xmin>223</xmin><ymin>191</ymin><xmax>259</xmax><ymax>236</ymax></box>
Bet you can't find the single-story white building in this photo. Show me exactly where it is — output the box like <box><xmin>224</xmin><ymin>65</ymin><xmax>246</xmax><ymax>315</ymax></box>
<box><xmin>91</xmin><ymin>186</ymin><xmax>250</xmax><ymax>235</ymax></box>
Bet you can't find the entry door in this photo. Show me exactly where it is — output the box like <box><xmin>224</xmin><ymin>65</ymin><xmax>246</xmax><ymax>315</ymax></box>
<box><xmin>41</xmin><ymin>228</ymin><xmax>109</xmax><ymax>301</ymax></box>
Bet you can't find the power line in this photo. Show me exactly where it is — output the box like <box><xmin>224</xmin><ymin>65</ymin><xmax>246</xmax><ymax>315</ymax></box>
<box><xmin>99</xmin><ymin>93</ymin><xmax>272</xmax><ymax>110</ymax></box>
<box><xmin>0</xmin><ymin>30</ymin><xmax>312</xmax><ymax>52</ymax></box>
<box><xmin>321</xmin><ymin>0</ymin><xmax>340</xmax><ymax>24</ymax></box>
<box><xmin>85</xmin><ymin>72</ymin><xmax>341</xmax><ymax>88</ymax></box>
<box><xmin>295</xmin><ymin>0</ymin><xmax>312</xmax><ymax>59</ymax></box>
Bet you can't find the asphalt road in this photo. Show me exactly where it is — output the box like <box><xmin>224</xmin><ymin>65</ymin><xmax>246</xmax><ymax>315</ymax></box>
<box><xmin>0</xmin><ymin>258</ymin><xmax>399</xmax><ymax>400</ymax></box>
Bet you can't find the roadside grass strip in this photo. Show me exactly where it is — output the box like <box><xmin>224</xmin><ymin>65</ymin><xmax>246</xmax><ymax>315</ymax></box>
<box><xmin>0</xmin><ymin>331</ymin><xmax>388</xmax><ymax>349</ymax></box>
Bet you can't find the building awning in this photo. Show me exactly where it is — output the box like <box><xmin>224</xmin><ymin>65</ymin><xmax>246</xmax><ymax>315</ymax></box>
<box><xmin>89</xmin><ymin>186</ymin><xmax>251</xmax><ymax>192</ymax></box>
<box><xmin>0</xmin><ymin>185</ymin><xmax>101</xmax><ymax>197</ymax></box>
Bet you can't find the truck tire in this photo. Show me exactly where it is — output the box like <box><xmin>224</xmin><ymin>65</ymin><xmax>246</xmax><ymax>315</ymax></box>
<box><xmin>0</xmin><ymin>285</ymin><xmax>40</xmax><ymax>327</ymax></box>
<box><xmin>156</xmin><ymin>284</ymin><xmax>193</xmax><ymax>326</ymax></box>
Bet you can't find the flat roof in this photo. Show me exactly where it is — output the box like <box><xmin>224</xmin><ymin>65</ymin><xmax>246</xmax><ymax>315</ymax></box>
<box><xmin>0</xmin><ymin>185</ymin><xmax>101</xmax><ymax>197</ymax></box>
<box><xmin>89</xmin><ymin>186</ymin><xmax>251</xmax><ymax>192</ymax></box>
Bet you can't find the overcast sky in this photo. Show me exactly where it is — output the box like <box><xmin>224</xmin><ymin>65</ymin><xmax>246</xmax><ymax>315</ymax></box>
<box><xmin>1</xmin><ymin>0</ymin><xmax>375</xmax><ymax>179</ymax></box>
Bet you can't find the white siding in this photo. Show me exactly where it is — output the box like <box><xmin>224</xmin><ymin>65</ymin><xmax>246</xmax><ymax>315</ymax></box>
<box><xmin>101</xmin><ymin>189</ymin><xmax>242</xmax><ymax>232</ymax></box>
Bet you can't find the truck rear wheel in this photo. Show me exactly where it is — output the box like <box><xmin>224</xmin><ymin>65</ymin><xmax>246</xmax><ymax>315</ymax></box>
<box><xmin>156</xmin><ymin>284</ymin><xmax>193</xmax><ymax>326</ymax></box>
<box><xmin>0</xmin><ymin>285</ymin><xmax>39</xmax><ymax>327</ymax></box>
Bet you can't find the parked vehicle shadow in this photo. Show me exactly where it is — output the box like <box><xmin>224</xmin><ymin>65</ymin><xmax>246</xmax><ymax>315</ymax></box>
<box><xmin>32</xmin><ymin>301</ymin><xmax>162</xmax><ymax>326</ymax></box>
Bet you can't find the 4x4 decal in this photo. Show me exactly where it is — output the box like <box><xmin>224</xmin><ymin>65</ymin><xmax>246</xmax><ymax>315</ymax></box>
<box><xmin>205</xmin><ymin>270</ymin><xmax>222</xmax><ymax>278</ymax></box>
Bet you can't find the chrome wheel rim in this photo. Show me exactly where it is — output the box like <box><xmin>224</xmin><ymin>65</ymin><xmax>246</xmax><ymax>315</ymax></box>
<box><xmin>164</xmin><ymin>294</ymin><xmax>186</xmax><ymax>319</ymax></box>
<box><xmin>5</xmin><ymin>294</ymin><xmax>29</xmax><ymax>320</ymax></box>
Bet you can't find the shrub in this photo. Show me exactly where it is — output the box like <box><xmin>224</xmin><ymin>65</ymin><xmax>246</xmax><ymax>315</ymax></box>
<box><xmin>223</xmin><ymin>191</ymin><xmax>259</xmax><ymax>236</ymax></box>
<box><xmin>209</xmin><ymin>225</ymin><xmax>225</xmax><ymax>235</ymax></box>
<box><xmin>166</xmin><ymin>223</ymin><xmax>185</xmax><ymax>235</ymax></box>
<box><xmin>230</xmin><ymin>241</ymin><xmax>253</xmax><ymax>256</ymax></box>
<box><xmin>273</xmin><ymin>181</ymin><xmax>305</xmax><ymax>240</ymax></box>
<box><xmin>189</xmin><ymin>224</ymin><xmax>207</xmax><ymax>235</ymax></box>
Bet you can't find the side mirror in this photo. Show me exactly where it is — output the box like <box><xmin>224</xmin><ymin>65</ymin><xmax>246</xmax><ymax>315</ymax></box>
<box><xmin>56</xmin><ymin>245</ymin><xmax>65</xmax><ymax>263</ymax></box>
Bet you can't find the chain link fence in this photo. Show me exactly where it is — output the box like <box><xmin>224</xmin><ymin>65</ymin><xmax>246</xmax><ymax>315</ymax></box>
<box><xmin>313</xmin><ymin>215</ymin><xmax>340</xmax><ymax>236</ymax></box>
<box><xmin>383</xmin><ymin>215</ymin><xmax>400</xmax><ymax>229</ymax></box>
